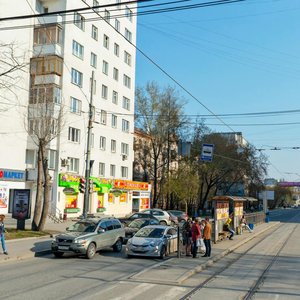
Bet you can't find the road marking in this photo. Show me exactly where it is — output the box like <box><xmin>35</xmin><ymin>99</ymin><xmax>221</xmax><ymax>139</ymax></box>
<box><xmin>113</xmin><ymin>282</ymin><xmax>155</xmax><ymax>300</ymax></box>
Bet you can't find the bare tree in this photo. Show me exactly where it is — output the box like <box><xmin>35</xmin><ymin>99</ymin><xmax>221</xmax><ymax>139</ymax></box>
<box><xmin>135</xmin><ymin>82</ymin><xmax>188</xmax><ymax>208</ymax></box>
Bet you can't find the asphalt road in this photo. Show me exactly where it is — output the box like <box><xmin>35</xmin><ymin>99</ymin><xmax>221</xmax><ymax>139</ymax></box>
<box><xmin>1</xmin><ymin>208</ymin><xmax>299</xmax><ymax>300</ymax></box>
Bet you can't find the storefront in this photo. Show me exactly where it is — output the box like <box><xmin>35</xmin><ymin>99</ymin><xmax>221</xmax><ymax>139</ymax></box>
<box><xmin>58</xmin><ymin>173</ymin><xmax>151</xmax><ymax>218</ymax></box>
<box><xmin>0</xmin><ymin>168</ymin><xmax>27</xmax><ymax>215</ymax></box>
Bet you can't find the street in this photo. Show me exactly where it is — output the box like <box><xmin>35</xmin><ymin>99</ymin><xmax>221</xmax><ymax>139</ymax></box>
<box><xmin>1</xmin><ymin>208</ymin><xmax>300</xmax><ymax>300</ymax></box>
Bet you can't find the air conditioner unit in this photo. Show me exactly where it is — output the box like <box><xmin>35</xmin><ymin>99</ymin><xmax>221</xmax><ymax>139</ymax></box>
<box><xmin>122</xmin><ymin>154</ymin><xmax>128</xmax><ymax>161</ymax></box>
<box><xmin>61</xmin><ymin>158</ymin><xmax>70</xmax><ymax>167</ymax></box>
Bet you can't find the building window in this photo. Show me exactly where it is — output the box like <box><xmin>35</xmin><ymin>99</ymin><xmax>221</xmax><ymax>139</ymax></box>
<box><xmin>104</xmin><ymin>9</ymin><xmax>110</xmax><ymax>22</ymax></box>
<box><xmin>100</xmin><ymin>110</ymin><xmax>107</xmax><ymax>125</ymax></box>
<box><xmin>103</xmin><ymin>34</ymin><xmax>109</xmax><ymax>49</ymax></box>
<box><xmin>91</xmin><ymin>25</ymin><xmax>98</xmax><ymax>40</ymax></box>
<box><xmin>71</xmin><ymin>68</ymin><xmax>83</xmax><ymax>87</ymax></box>
<box><xmin>68</xmin><ymin>127</ymin><xmax>80</xmax><ymax>143</ymax></box>
<box><xmin>124</xmin><ymin>51</ymin><xmax>131</xmax><ymax>66</ymax></box>
<box><xmin>70</xmin><ymin>97</ymin><xmax>81</xmax><ymax>114</ymax></box>
<box><xmin>123</xmin><ymin>74</ymin><xmax>131</xmax><ymax>88</ymax></box>
<box><xmin>122</xmin><ymin>119</ymin><xmax>129</xmax><ymax>132</ymax></box>
<box><xmin>72</xmin><ymin>40</ymin><xmax>84</xmax><ymax>59</ymax></box>
<box><xmin>125</xmin><ymin>28</ymin><xmax>132</xmax><ymax>42</ymax></box>
<box><xmin>34</xmin><ymin>25</ymin><xmax>62</xmax><ymax>45</ymax></box>
<box><xmin>121</xmin><ymin>166</ymin><xmax>128</xmax><ymax>178</ymax></box>
<box><xmin>74</xmin><ymin>12</ymin><xmax>85</xmax><ymax>31</ymax></box>
<box><xmin>100</xmin><ymin>136</ymin><xmax>106</xmax><ymax>150</ymax></box>
<box><xmin>115</xmin><ymin>19</ymin><xmax>120</xmax><ymax>32</ymax></box>
<box><xmin>121</xmin><ymin>142</ymin><xmax>129</xmax><ymax>155</ymax></box>
<box><xmin>111</xmin><ymin>139</ymin><xmax>116</xmax><ymax>152</ymax></box>
<box><xmin>25</xmin><ymin>149</ymin><xmax>36</xmax><ymax>167</ymax></box>
<box><xmin>48</xmin><ymin>149</ymin><xmax>57</xmax><ymax>169</ymax></box>
<box><xmin>93</xmin><ymin>0</ymin><xmax>99</xmax><ymax>12</ymax></box>
<box><xmin>110</xmin><ymin>164</ymin><xmax>116</xmax><ymax>177</ymax></box>
<box><xmin>112</xmin><ymin>90</ymin><xmax>118</xmax><ymax>104</ymax></box>
<box><xmin>101</xmin><ymin>84</ymin><xmax>108</xmax><ymax>99</ymax></box>
<box><xmin>122</xmin><ymin>96</ymin><xmax>130</xmax><ymax>110</ymax></box>
<box><xmin>99</xmin><ymin>162</ymin><xmax>105</xmax><ymax>177</ymax></box>
<box><xmin>30</xmin><ymin>85</ymin><xmax>61</xmax><ymax>104</ymax></box>
<box><xmin>113</xmin><ymin>67</ymin><xmax>119</xmax><ymax>81</ymax></box>
<box><xmin>31</xmin><ymin>56</ymin><xmax>63</xmax><ymax>76</ymax></box>
<box><xmin>125</xmin><ymin>6</ymin><xmax>133</xmax><ymax>21</ymax></box>
<box><xmin>90</xmin><ymin>52</ymin><xmax>97</xmax><ymax>68</ymax></box>
<box><xmin>111</xmin><ymin>114</ymin><xmax>117</xmax><ymax>128</ymax></box>
<box><xmin>114</xmin><ymin>43</ymin><xmax>119</xmax><ymax>56</ymax></box>
<box><xmin>102</xmin><ymin>60</ymin><xmax>109</xmax><ymax>75</ymax></box>
<box><xmin>67</xmin><ymin>157</ymin><xmax>79</xmax><ymax>173</ymax></box>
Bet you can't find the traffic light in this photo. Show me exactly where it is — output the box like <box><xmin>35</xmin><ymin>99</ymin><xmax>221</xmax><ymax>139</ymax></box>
<box><xmin>89</xmin><ymin>179</ymin><xmax>94</xmax><ymax>194</ymax></box>
<box><xmin>79</xmin><ymin>178</ymin><xmax>86</xmax><ymax>193</ymax></box>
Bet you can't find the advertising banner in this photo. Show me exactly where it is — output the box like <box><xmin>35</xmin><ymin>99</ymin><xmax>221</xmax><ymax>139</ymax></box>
<box><xmin>0</xmin><ymin>185</ymin><xmax>8</xmax><ymax>209</ymax></box>
<box><xmin>12</xmin><ymin>189</ymin><xmax>31</xmax><ymax>220</ymax></box>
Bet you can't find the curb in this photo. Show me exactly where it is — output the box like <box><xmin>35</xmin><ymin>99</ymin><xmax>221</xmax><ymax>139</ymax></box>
<box><xmin>176</xmin><ymin>221</ymin><xmax>280</xmax><ymax>283</ymax></box>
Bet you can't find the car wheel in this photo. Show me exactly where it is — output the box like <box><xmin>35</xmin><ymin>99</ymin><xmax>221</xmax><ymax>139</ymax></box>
<box><xmin>86</xmin><ymin>243</ymin><xmax>96</xmax><ymax>259</ymax></box>
<box><xmin>113</xmin><ymin>238</ymin><xmax>123</xmax><ymax>252</ymax></box>
<box><xmin>53</xmin><ymin>252</ymin><xmax>64</xmax><ymax>258</ymax></box>
<box><xmin>160</xmin><ymin>246</ymin><xmax>166</xmax><ymax>259</ymax></box>
<box><xmin>159</xmin><ymin>220</ymin><xmax>167</xmax><ymax>226</ymax></box>
<box><xmin>171</xmin><ymin>220</ymin><xmax>176</xmax><ymax>226</ymax></box>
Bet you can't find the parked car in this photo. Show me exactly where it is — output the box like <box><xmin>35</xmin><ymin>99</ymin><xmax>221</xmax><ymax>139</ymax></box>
<box><xmin>167</xmin><ymin>211</ymin><xmax>179</xmax><ymax>226</ymax></box>
<box><xmin>141</xmin><ymin>209</ymin><xmax>172</xmax><ymax>225</ymax></box>
<box><xmin>125</xmin><ymin>225</ymin><xmax>178</xmax><ymax>259</ymax></box>
<box><xmin>167</xmin><ymin>210</ymin><xmax>188</xmax><ymax>223</ymax></box>
<box><xmin>118</xmin><ymin>212</ymin><xmax>158</xmax><ymax>225</ymax></box>
<box><xmin>124</xmin><ymin>218</ymin><xmax>160</xmax><ymax>244</ymax></box>
<box><xmin>51</xmin><ymin>217</ymin><xmax>125</xmax><ymax>259</ymax></box>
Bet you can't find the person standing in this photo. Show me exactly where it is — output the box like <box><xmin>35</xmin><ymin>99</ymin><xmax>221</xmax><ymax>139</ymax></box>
<box><xmin>191</xmin><ymin>218</ymin><xmax>201</xmax><ymax>258</ymax></box>
<box><xmin>0</xmin><ymin>214</ymin><xmax>8</xmax><ymax>255</ymax></box>
<box><xmin>224</xmin><ymin>213</ymin><xmax>235</xmax><ymax>240</ymax></box>
<box><xmin>202</xmin><ymin>217</ymin><xmax>212</xmax><ymax>257</ymax></box>
<box><xmin>183</xmin><ymin>218</ymin><xmax>192</xmax><ymax>256</ymax></box>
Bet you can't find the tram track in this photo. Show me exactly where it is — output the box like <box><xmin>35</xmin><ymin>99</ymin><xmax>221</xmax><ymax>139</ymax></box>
<box><xmin>179</xmin><ymin>222</ymin><xmax>298</xmax><ymax>300</ymax></box>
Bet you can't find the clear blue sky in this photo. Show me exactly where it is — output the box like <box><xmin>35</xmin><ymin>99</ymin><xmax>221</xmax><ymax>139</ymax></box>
<box><xmin>135</xmin><ymin>0</ymin><xmax>300</xmax><ymax>182</ymax></box>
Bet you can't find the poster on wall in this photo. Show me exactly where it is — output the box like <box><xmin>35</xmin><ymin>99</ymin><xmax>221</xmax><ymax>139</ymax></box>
<box><xmin>108</xmin><ymin>193</ymin><xmax>114</xmax><ymax>204</ymax></box>
<box><xmin>234</xmin><ymin>202</ymin><xmax>244</xmax><ymax>216</ymax></box>
<box><xmin>65</xmin><ymin>194</ymin><xmax>78</xmax><ymax>208</ymax></box>
<box><xmin>119</xmin><ymin>193</ymin><xmax>127</xmax><ymax>203</ymax></box>
<box><xmin>216</xmin><ymin>201</ymin><xmax>229</xmax><ymax>220</ymax></box>
<box><xmin>0</xmin><ymin>185</ymin><xmax>8</xmax><ymax>210</ymax></box>
<box><xmin>140</xmin><ymin>198</ymin><xmax>150</xmax><ymax>210</ymax></box>
<box><xmin>12</xmin><ymin>189</ymin><xmax>31</xmax><ymax>220</ymax></box>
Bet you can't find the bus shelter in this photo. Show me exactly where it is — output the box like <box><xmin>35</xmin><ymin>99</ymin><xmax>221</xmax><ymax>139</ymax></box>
<box><xmin>211</xmin><ymin>196</ymin><xmax>247</xmax><ymax>243</ymax></box>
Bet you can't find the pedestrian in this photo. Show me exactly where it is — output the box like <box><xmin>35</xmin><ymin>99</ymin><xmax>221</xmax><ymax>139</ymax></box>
<box><xmin>240</xmin><ymin>214</ymin><xmax>253</xmax><ymax>233</ymax></box>
<box><xmin>202</xmin><ymin>217</ymin><xmax>212</xmax><ymax>257</ymax></box>
<box><xmin>224</xmin><ymin>213</ymin><xmax>235</xmax><ymax>240</ymax></box>
<box><xmin>0</xmin><ymin>214</ymin><xmax>8</xmax><ymax>255</ymax></box>
<box><xmin>191</xmin><ymin>218</ymin><xmax>201</xmax><ymax>258</ymax></box>
<box><xmin>182</xmin><ymin>218</ymin><xmax>192</xmax><ymax>256</ymax></box>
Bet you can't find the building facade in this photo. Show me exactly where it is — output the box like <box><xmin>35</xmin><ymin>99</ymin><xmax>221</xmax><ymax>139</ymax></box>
<box><xmin>0</xmin><ymin>0</ymin><xmax>148</xmax><ymax>218</ymax></box>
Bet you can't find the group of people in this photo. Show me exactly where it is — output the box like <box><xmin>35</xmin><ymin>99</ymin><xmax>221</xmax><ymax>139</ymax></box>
<box><xmin>224</xmin><ymin>213</ymin><xmax>253</xmax><ymax>240</ymax></box>
<box><xmin>182</xmin><ymin>217</ymin><xmax>211</xmax><ymax>258</ymax></box>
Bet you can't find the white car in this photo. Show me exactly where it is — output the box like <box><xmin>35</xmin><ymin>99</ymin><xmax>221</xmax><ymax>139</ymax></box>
<box><xmin>125</xmin><ymin>225</ymin><xmax>177</xmax><ymax>259</ymax></box>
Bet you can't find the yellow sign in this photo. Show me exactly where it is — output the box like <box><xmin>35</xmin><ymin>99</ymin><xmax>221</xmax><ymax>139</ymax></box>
<box><xmin>65</xmin><ymin>194</ymin><xmax>78</xmax><ymax>208</ymax></box>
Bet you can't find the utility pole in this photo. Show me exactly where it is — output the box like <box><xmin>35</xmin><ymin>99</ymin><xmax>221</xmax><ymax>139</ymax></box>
<box><xmin>83</xmin><ymin>71</ymin><xmax>94</xmax><ymax>218</ymax></box>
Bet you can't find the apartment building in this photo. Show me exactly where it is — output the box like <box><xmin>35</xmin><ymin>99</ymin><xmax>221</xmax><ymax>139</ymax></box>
<box><xmin>0</xmin><ymin>0</ymin><xmax>150</xmax><ymax>218</ymax></box>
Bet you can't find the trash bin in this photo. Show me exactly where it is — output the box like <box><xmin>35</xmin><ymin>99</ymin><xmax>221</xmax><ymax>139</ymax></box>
<box><xmin>265</xmin><ymin>217</ymin><xmax>269</xmax><ymax>223</ymax></box>
<box><xmin>249</xmin><ymin>223</ymin><xmax>254</xmax><ymax>230</ymax></box>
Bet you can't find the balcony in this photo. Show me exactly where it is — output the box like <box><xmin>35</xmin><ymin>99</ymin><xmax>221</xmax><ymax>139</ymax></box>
<box><xmin>33</xmin><ymin>24</ymin><xmax>63</xmax><ymax>57</ymax></box>
<box><xmin>36</xmin><ymin>15</ymin><xmax>63</xmax><ymax>26</ymax></box>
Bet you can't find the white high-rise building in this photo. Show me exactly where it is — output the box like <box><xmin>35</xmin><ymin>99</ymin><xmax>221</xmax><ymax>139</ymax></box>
<box><xmin>0</xmin><ymin>0</ymin><xmax>151</xmax><ymax>219</ymax></box>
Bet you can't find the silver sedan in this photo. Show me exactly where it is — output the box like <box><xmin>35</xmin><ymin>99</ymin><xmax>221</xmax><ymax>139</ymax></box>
<box><xmin>125</xmin><ymin>225</ymin><xmax>177</xmax><ymax>259</ymax></box>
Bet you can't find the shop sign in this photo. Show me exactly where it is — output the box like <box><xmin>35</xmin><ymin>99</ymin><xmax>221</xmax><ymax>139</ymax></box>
<box><xmin>59</xmin><ymin>173</ymin><xmax>80</xmax><ymax>187</ymax></box>
<box><xmin>65</xmin><ymin>194</ymin><xmax>78</xmax><ymax>209</ymax></box>
<box><xmin>63</xmin><ymin>188</ymin><xmax>77</xmax><ymax>195</ymax></box>
<box><xmin>0</xmin><ymin>169</ymin><xmax>25</xmax><ymax>182</ymax></box>
<box><xmin>111</xmin><ymin>189</ymin><xmax>123</xmax><ymax>197</ymax></box>
<box><xmin>114</xmin><ymin>180</ymin><xmax>149</xmax><ymax>190</ymax></box>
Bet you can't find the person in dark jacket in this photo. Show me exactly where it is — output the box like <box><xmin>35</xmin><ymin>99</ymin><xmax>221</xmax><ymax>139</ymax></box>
<box><xmin>0</xmin><ymin>214</ymin><xmax>8</xmax><ymax>255</ymax></box>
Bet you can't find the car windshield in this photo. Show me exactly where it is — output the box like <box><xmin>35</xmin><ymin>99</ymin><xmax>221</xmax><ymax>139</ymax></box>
<box><xmin>169</xmin><ymin>211</ymin><xmax>181</xmax><ymax>217</ymax></box>
<box><xmin>67</xmin><ymin>222</ymin><xmax>97</xmax><ymax>233</ymax></box>
<box><xmin>135</xmin><ymin>227</ymin><xmax>164</xmax><ymax>238</ymax></box>
<box><xmin>128</xmin><ymin>220</ymin><xmax>146</xmax><ymax>228</ymax></box>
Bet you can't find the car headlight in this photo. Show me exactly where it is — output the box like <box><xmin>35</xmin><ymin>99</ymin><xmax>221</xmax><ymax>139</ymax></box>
<box><xmin>74</xmin><ymin>239</ymin><xmax>87</xmax><ymax>245</ymax></box>
<box><xmin>149</xmin><ymin>241</ymin><xmax>158</xmax><ymax>247</ymax></box>
<box><xmin>127</xmin><ymin>238</ymin><xmax>132</xmax><ymax>245</ymax></box>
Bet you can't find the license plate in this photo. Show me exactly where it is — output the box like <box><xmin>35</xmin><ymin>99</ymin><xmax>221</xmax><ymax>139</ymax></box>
<box><xmin>58</xmin><ymin>246</ymin><xmax>69</xmax><ymax>250</ymax></box>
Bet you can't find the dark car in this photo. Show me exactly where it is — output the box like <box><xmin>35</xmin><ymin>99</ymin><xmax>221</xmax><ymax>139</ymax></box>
<box><xmin>124</xmin><ymin>218</ymin><xmax>160</xmax><ymax>243</ymax></box>
<box><xmin>118</xmin><ymin>212</ymin><xmax>158</xmax><ymax>226</ymax></box>
<box><xmin>167</xmin><ymin>210</ymin><xmax>188</xmax><ymax>223</ymax></box>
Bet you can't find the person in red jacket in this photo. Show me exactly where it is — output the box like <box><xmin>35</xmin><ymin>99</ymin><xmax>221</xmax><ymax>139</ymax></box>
<box><xmin>191</xmin><ymin>218</ymin><xmax>201</xmax><ymax>258</ymax></box>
